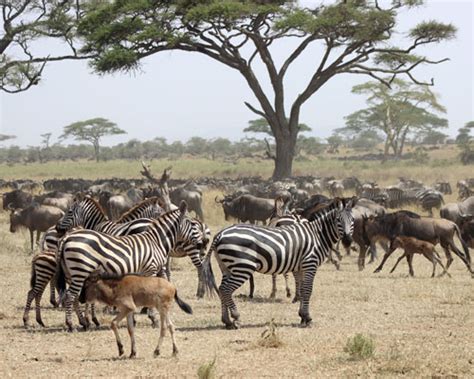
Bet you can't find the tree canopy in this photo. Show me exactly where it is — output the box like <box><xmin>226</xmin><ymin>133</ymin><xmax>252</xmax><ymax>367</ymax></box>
<box><xmin>60</xmin><ymin>117</ymin><xmax>126</xmax><ymax>162</ymax></box>
<box><xmin>340</xmin><ymin>78</ymin><xmax>448</xmax><ymax>159</ymax></box>
<box><xmin>0</xmin><ymin>1</ymin><xmax>92</xmax><ymax>93</ymax></box>
<box><xmin>74</xmin><ymin>0</ymin><xmax>456</xmax><ymax>178</ymax></box>
<box><xmin>456</xmin><ymin>121</ymin><xmax>474</xmax><ymax>164</ymax></box>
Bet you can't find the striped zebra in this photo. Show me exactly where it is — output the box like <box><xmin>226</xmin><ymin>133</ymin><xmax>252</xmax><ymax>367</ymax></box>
<box><xmin>201</xmin><ymin>197</ymin><xmax>356</xmax><ymax>329</ymax></box>
<box><xmin>23</xmin><ymin>197</ymin><xmax>165</xmax><ymax>328</ymax></box>
<box><xmin>57</xmin><ymin>201</ymin><xmax>204</xmax><ymax>331</ymax></box>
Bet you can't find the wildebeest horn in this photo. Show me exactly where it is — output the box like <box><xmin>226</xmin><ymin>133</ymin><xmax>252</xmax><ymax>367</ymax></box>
<box><xmin>7</xmin><ymin>203</ymin><xmax>15</xmax><ymax>211</ymax></box>
<box><xmin>215</xmin><ymin>196</ymin><xmax>224</xmax><ymax>204</ymax></box>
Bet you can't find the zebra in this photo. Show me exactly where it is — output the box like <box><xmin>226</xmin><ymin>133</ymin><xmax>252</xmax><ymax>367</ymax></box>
<box><xmin>201</xmin><ymin>197</ymin><xmax>356</xmax><ymax>329</ymax></box>
<box><xmin>25</xmin><ymin>196</ymin><xmax>205</xmax><ymax>328</ymax></box>
<box><xmin>414</xmin><ymin>188</ymin><xmax>444</xmax><ymax>216</ymax></box>
<box><xmin>57</xmin><ymin>201</ymin><xmax>204</xmax><ymax>331</ymax></box>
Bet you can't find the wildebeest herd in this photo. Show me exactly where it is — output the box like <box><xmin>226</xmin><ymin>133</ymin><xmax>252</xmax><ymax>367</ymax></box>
<box><xmin>1</xmin><ymin>174</ymin><xmax>474</xmax><ymax>358</ymax></box>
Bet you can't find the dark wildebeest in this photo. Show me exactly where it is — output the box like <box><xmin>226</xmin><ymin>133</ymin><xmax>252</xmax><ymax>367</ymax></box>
<box><xmin>367</xmin><ymin>212</ymin><xmax>472</xmax><ymax>276</ymax></box>
<box><xmin>440</xmin><ymin>196</ymin><xmax>474</xmax><ymax>226</ymax></box>
<box><xmin>9</xmin><ymin>204</ymin><xmax>64</xmax><ymax>251</ymax></box>
<box><xmin>216</xmin><ymin>194</ymin><xmax>274</xmax><ymax>224</ymax></box>
<box><xmin>170</xmin><ymin>186</ymin><xmax>204</xmax><ymax>220</ymax></box>
<box><xmin>459</xmin><ymin>215</ymin><xmax>474</xmax><ymax>249</ymax></box>
<box><xmin>2</xmin><ymin>189</ymin><xmax>33</xmax><ymax>210</ymax></box>
<box><xmin>34</xmin><ymin>191</ymin><xmax>74</xmax><ymax>212</ymax></box>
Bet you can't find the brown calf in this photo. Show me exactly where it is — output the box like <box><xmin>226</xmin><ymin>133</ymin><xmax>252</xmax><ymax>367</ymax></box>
<box><xmin>82</xmin><ymin>273</ymin><xmax>192</xmax><ymax>358</ymax></box>
<box><xmin>390</xmin><ymin>236</ymin><xmax>449</xmax><ymax>277</ymax></box>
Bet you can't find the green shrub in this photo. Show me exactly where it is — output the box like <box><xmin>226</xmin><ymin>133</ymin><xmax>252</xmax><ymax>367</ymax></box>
<box><xmin>344</xmin><ymin>333</ymin><xmax>375</xmax><ymax>360</ymax></box>
<box><xmin>197</xmin><ymin>356</ymin><xmax>217</xmax><ymax>379</ymax></box>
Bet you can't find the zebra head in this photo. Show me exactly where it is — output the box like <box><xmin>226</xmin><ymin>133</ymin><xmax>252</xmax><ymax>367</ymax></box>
<box><xmin>178</xmin><ymin>215</ymin><xmax>206</xmax><ymax>251</ymax></box>
<box><xmin>56</xmin><ymin>196</ymin><xmax>105</xmax><ymax>235</ymax></box>
<box><xmin>335</xmin><ymin>197</ymin><xmax>357</xmax><ymax>248</ymax></box>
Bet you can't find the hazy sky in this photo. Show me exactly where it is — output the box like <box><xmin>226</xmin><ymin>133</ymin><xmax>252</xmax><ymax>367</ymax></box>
<box><xmin>0</xmin><ymin>0</ymin><xmax>472</xmax><ymax>147</ymax></box>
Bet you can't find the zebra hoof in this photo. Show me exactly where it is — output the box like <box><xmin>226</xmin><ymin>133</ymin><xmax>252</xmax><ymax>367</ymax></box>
<box><xmin>92</xmin><ymin>317</ymin><xmax>100</xmax><ymax>327</ymax></box>
<box><xmin>225</xmin><ymin>322</ymin><xmax>238</xmax><ymax>330</ymax></box>
<box><xmin>300</xmin><ymin>319</ymin><xmax>312</xmax><ymax>328</ymax></box>
<box><xmin>36</xmin><ymin>319</ymin><xmax>45</xmax><ymax>328</ymax></box>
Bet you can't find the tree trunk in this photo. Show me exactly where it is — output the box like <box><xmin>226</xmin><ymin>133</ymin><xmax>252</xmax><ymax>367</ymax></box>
<box><xmin>272</xmin><ymin>135</ymin><xmax>296</xmax><ymax>179</ymax></box>
<box><xmin>93</xmin><ymin>142</ymin><xmax>100</xmax><ymax>162</ymax></box>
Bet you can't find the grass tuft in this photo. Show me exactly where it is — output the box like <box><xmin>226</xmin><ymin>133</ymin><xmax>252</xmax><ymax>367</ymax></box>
<box><xmin>344</xmin><ymin>333</ymin><xmax>375</xmax><ymax>360</ymax></box>
<box><xmin>256</xmin><ymin>319</ymin><xmax>284</xmax><ymax>349</ymax></box>
<box><xmin>197</xmin><ymin>356</ymin><xmax>217</xmax><ymax>379</ymax></box>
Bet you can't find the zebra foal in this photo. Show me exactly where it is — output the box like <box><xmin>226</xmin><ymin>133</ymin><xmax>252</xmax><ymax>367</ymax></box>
<box><xmin>202</xmin><ymin>197</ymin><xmax>356</xmax><ymax>329</ymax></box>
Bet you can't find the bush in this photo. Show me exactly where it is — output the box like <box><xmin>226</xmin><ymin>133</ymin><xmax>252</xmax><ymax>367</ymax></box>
<box><xmin>197</xmin><ymin>357</ymin><xmax>217</xmax><ymax>379</ymax></box>
<box><xmin>344</xmin><ymin>333</ymin><xmax>375</xmax><ymax>360</ymax></box>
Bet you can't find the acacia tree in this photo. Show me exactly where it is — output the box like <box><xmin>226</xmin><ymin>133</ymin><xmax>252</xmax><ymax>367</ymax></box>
<box><xmin>456</xmin><ymin>121</ymin><xmax>474</xmax><ymax>165</ymax></box>
<box><xmin>0</xmin><ymin>1</ymin><xmax>93</xmax><ymax>93</ymax></box>
<box><xmin>76</xmin><ymin>0</ymin><xmax>455</xmax><ymax>178</ymax></box>
<box><xmin>60</xmin><ymin>118</ymin><xmax>126</xmax><ymax>162</ymax></box>
<box><xmin>0</xmin><ymin>134</ymin><xmax>16</xmax><ymax>142</ymax></box>
<box><xmin>341</xmin><ymin>78</ymin><xmax>448</xmax><ymax>160</ymax></box>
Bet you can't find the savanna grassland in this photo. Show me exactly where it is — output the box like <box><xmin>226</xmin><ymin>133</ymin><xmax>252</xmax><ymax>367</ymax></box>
<box><xmin>0</xmin><ymin>146</ymin><xmax>473</xmax><ymax>378</ymax></box>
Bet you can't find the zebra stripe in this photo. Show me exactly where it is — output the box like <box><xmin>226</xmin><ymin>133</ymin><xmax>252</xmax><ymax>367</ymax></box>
<box><xmin>202</xmin><ymin>197</ymin><xmax>356</xmax><ymax>329</ymax></box>
<box><xmin>58</xmin><ymin>202</ymin><xmax>203</xmax><ymax>331</ymax></box>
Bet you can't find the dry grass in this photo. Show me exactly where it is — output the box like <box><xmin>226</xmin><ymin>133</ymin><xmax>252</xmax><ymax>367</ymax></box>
<box><xmin>0</xmin><ymin>150</ymin><xmax>473</xmax><ymax>377</ymax></box>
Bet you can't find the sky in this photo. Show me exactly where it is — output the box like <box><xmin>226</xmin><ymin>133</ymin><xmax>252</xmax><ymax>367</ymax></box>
<box><xmin>0</xmin><ymin>0</ymin><xmax>472</xmax><ymax>148</ymax></box>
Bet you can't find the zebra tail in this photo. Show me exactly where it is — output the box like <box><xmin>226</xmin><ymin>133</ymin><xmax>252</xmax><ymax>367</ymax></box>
<box><xmin>201</xmin><ymin>238</ymin><xmax>219</xmax><ymax>297</ymax></box>
<box><xmin>174</xmin><ymin>291</ymin><xmax>193</xmax><ymax>314</ymax></box>
<box><xmin>56</xmin><ymin>261</ymin><xmax>67</xmax><ymax>293</ymax></box>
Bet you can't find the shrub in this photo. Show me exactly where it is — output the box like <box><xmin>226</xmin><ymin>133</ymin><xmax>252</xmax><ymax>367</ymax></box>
<box><xmin>344</xmin><ymin>333</ymin><xmax>375</xmax><ymax>360</ymax></box>
<box><xmin>197</xmin><ymin>356</ymin><xmax>217</xmax><ymax>379</ymax></box>
<box><xmin>257</xmin><ymin>319</ymin><xmax>284</xmax><ymax>349</ymax></box>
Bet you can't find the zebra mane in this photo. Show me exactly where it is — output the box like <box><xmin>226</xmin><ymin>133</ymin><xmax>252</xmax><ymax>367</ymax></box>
<box><xmin>80</xmin><ymin>196</ymin><xmax>108</xmax><ymax>218</ymax></box>
<box><xmin>116</xmin><ymin>196</ymin><xmax>164</xmax><ymax>223</ymax></box>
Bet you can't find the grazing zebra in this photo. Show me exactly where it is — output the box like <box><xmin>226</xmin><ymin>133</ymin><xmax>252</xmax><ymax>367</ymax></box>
<box><xmin>414</xmin><ymin>188</ymin><xmax>444</xmax><ymax>216</ymax></box>
<box><xmin>57</xmin><ymin>202</ymin><xmax>204</xmax><ymax>331</ymax></box>
<box><xmin>201</xmin><ymin>197</ymin><xmax>356</xmax><ymax>329</ymax></box>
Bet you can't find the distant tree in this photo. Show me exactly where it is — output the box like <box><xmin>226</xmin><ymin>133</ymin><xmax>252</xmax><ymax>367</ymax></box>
<box><xmin>296</xmin><ymin>136</ymin><xmax>326</xmax><ymax>156</ymax></box>
<box><xmin>60</xmin><ymin>118</ymin><xmax>126</xmax><ymax>162</ymax></box>
<box><xmin>210</xmin><ymin>138</ymin><xmax>233</xmax><ymax>160</ymax></box>
<box><xmin>417</xmin><ymin>129</ymin><xmax>448</xmax><ymax>145</ymax></box>
<box><xmin>342</xmin><ymin>79</ymin><xmax>448</xmax><ymax>160</ymax></box>
<box><xmin>77</xmin><ymin>0</ymin><xmax>455</xmax><ymax>178</ymax></box>
<box><xmin>349</xmin><ymin>130</ymin><xmax>383</xmax><ymax>150</ymax></box>
<box><xmin>185</xmin><ymin>137</ymin><xmax>208</xmax><ymax>156</ymax></box>
<box><xmin>0</xmin><ymin>134</ymin><xmax>15</xmax><ymax>142</ymax></box>
<box><xmin>0</xmin><ymin>2</ymin><xmax>91</xmax><ymax>93</ymax></box>
<box><xmin>456</xmin><ymin>121</ymin><xmax>474</xmax><ymax>164</ymax></box>
<box><xmin>327</xmin><ymin>134</ymin><xmax>344</xmax><ymax>154</ymax></box>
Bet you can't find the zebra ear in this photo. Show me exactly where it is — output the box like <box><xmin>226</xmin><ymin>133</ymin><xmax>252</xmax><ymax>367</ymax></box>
<box><xmin>179</xmin><ymin>200</ymin><xmax>187</xmax><ymax>215</ymax></box>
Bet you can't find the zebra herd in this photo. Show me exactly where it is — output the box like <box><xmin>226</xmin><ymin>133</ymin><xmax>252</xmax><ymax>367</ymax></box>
<box><xmin>21</xmin><ymin>193</ymin><xmax>358</xmax><ymax>335</ymax></box>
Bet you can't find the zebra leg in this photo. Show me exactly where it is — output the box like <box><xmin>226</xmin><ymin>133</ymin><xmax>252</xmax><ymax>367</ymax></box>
<box><xmin>248</xmin><ymin>274</ymin><xmax>255</xmax><ymax>299</ymax></box>
<box><xmin>165</xmin><ymin>257</ymin><xmax>171</xmax><ymax>281</ymax></box>
<box><xmin>148</xmin><ymin>307</ymin><xmax>159</xmax><ymax>328</ymax></box>
<box><xmin>328</xmin><ymin>248</ymin><xmax>340</xmax><ymax>270</ymax></box>
<box><xmin>292</xmin><ymin>271</ymin><xmax>302</xmax><ymax>304</ymax></box>
<box><xmin>23</xmin><ymin>289</ymin><xmax>35</xmax><ymax>328</ymax></box>
<box><xmin>34</xmin><ymin>291</ymin><xmax>45</xmax><ymax>327</ymax></box>
<box><xmin>196</xmin><ymin>265</ymin><xmax>205</xmax><ymax>299</ymax></box>
<box><xmin>284</xmin><ymin>273</ymin><xmax>291</xmax><ymax>298</ymax></box>
<box><xmin>269</xmin><ymin>274</ymin><xmax>277</xmax><ymax>299</ymax></box>
<box><xmin>298</xmin><ymin>270</ymin><xmax>316</xmax><ymax>327</ymax></box>
<box><xmin>219</xmin><ymin>274</ymin><xmax>247</xmax><ymax>329</ymax></box>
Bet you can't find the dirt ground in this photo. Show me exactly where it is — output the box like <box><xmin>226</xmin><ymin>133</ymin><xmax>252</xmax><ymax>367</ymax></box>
<box><xmin>0</xmin><ymin>214</ymin><xmax>473</xmax><ymax>378</ymax></box>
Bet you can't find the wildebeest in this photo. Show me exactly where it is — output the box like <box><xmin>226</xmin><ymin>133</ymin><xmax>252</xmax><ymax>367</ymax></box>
<box><xmin>216</xmin><ymin>194</ymin><xmax>274</xmax><ymax>224</ymax></box>
<box><xmin>170</xmin><ymin>186</ymin><xmax>204</xmax><ymax>220</ymax></box>
<box><xmin>2</xmin><ymin>189</ymin><xmax>33</xmax><ymax>210</ymax></box>
<box><xmin>389</xmin><ymin>236</ymin><xmax>448</xmax><ymax>277</ymax></box>
<box><xmin>440</xmin><ymin>196</ymin><xmax>474</xmax><ymax>226</ymax></box>
<box><xmin>459</xmin><ymin>215</ymin><xmax>474</xmax><ymax>249</ymax></box>
<box><xmin>34</xmin><ymin>191</ymin><xmax>74</xmax><ymax>212</ymax></box>
<box><xmin>367</xmin><ymin>212</ymin><xmax>472</xmax><ymax>276</ymax></box>
<box><xmin>9</xmin><ymin>204</ymin><xmax>64</xmax><ymax>251</ymax></box>
<box><xmin>81</xmin><ymin>273</ymin><xmax>192</xmax><ymax>358</ymax></box>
